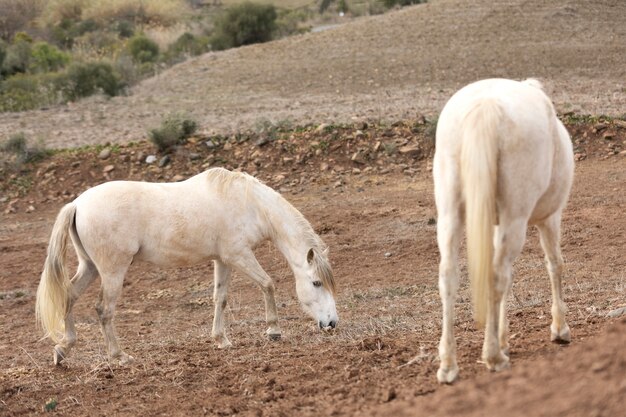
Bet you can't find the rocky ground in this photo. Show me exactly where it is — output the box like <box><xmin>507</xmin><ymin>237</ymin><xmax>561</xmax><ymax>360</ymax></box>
<box><xmin>1</xmin><ymin>118</ymin><xmax>625</xmax><ymax>416</ymax></box>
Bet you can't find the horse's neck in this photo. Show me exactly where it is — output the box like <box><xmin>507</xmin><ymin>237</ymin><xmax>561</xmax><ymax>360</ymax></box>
<box><xmin>264</xmin><ymin>195</ymin><xmax>308</xmax><ymax>268</ymax></box>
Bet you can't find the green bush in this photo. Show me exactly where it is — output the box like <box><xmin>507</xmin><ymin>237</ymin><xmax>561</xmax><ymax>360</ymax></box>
<box><xmin>166</xmin><ymin>32</ymin><xmax>209</xmax><ymax>60</ymax></box>
<box><xmin>30</xmin><ymin>42</ymin><xmax>70</xmax><ymax>73</ymax></box>
<box><xmin>0</xmin><ymin>72</ymin><xmax>65</xmax><ymax>111</ymax></box>
<box><xmin>211</xmin><ymin>2</ymin><xmax>277</xmax><ymax>51</ymax></box>
<box><xmin>127</xmin><ymin>34</ymin><xmax>159</xmax><ymax>63</ymax></box>
<box><xmin>148</xmin><ymin>113</ymin><xmax>198</xmax><ymax>152</ymax></box>
<box><xmin>111</xmin><ymin>19</ymin><xmax>134</xmax><ymax>38</ymax></box>
<box><xmin>63</xmin><ymin>61</ymin><xmax>124</xmax><ymax>100</ymax></box>
<box><xmin>2</xmin><ymin>35</ymin><xmax>32</xmax><ymax>76</ymax></box>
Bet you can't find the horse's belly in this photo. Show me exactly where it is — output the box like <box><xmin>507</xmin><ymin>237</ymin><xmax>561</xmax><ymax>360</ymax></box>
<box><xmin>135</xmin><ymin>241</ymin><xmax>216</xmax><ymax>267</ymax></box>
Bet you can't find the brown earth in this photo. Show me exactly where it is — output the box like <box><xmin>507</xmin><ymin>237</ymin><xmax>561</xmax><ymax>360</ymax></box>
<box><xmin>1</xmin><ymin>0</ymin><xmax>626</xmax><ymax>148</ymax></box>
<box><xmin>1</xmin><ymin>121</ymin><xmax>625</xmax><ymax>416</ymax></box>
<box><xmin>1</xmin><ymin>0</ymin><xmax>626</xmax><ymax>414</ymax></box>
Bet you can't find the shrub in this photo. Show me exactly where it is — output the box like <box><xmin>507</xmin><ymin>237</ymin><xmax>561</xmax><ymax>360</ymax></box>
<box><xmin>164</xmin><ymin>32</ymin><xmax>209</xmax><ymax>62</ymax></box>
<box><xmin>0</xmin><ymin>132</ymin><xmax>50</xmax><ymax>171</ymax></box>
<box><xmin>30</xmin><ymin>42</ymin><xmax>70</xmax><ymax>73</ymax></box>
<box><xmin>2</xmin><ymin>34</ymin><xmax>33</xmax><ymax>76</ymax></box>
<box><xmin>275</xmin><ymin>8</ymin><xmax>311</xmax><ymax>38</ymax></box>
<box><xmin>211</xmin><ymin>2</ymin><xmax>277</xmax><ymax>51</ymax></box>
<box><xmin>148</xmin><ymin>113</ymin><xmax>198</xmax><ymax>152</ymax></box>
<box><xmin>0</xmin><ymin>72</ymin><xmax>65</xmax><ymax>111</ymax></box>
<box><xmin>127</xmin><ymin>34</ymin><xmax>159</xmax><ymax>63</ymax></box>
<box><xmin>111</xmin><ymin>19</ymin><xmax>134</xmax><ymax>38</ymax></box>
<box><xmin>63</xmin><ymin>61</ymin><xmax>124</xmax><ymax>99</ymax></box>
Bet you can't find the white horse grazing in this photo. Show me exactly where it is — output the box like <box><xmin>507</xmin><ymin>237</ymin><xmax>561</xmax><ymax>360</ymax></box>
<box><xmin>36</xmin><ymin>168</ymin><xmax>337</xmax><ymax>365</ymax></box>
<box><xmin>433</xmin><ymin>78</ymin><xmax>574</xmax><ymax>383</ymax></box>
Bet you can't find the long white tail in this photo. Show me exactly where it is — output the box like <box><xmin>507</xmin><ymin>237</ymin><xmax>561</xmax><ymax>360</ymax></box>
<box><xmin>460</xmin><ymin>99</ymin><xmax>501</xmax><ymax>327</ymax></box>
<box><xmin>36</xmin><ymin>203</ymin><xmax>77</xmax><ymax>343</ymax></box>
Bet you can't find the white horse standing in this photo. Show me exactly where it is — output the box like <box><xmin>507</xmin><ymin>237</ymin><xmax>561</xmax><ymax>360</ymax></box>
<box><xmin>433</xmin><ymin>79</ymin><xmax>574</xmax><ymax>383</ymax></box>
<box><xmin>36</xmin><ymin>168</ymin><xmax>337</xmax><ymax>365</ymax></box>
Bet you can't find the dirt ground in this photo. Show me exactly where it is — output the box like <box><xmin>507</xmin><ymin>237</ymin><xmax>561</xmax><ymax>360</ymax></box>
<box><xmin>1</xmin><ymin>120</ymin><xmax>625</xmax><ymax>415</ymax></box>
<box><xmin>1</xmin><ymin>0</ymin><xmax>625</xmax><ymax>148</ymax></box>
<box><xmin>1</xmin><ymin>0</ymin><xmax>626</xmax><ymax>414</ymax></box>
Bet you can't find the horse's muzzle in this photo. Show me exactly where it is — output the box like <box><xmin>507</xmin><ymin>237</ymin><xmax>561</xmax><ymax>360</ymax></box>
<box><xmin>319</xmin><ymin>320</ymin><xmax>337</xmax><ymax>329</ymax></box>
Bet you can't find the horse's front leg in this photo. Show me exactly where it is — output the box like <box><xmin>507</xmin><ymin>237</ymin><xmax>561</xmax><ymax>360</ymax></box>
<box><xmin>228</xmin><ymin>251</ymin><xmax>281</xmax><ymax>340</ymax></box>
<box><xmin>211</xmin><ymin>260</ymin><xmax>233</xmax><ymax>348</ymax></box>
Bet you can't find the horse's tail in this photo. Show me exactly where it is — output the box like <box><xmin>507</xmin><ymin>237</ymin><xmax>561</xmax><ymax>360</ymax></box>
<box><xmin>460</xmin><ymin>98</ymin><xmax>502</xmax><ymax>327</ymax></box>
<box><xmin>36</xmin><ymin>203</ymin><xmax>77</xmax><ymax>343</ymax></box>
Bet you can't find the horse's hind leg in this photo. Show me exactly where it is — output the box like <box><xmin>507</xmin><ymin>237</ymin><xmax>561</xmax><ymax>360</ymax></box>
<box><xmin>211</xmin><ymin>259</ymin><xmax>233</xmax><ymax>348</ymax></box>
<box><xmin>537</xmin><ymin>212</ymin><xmax>570</xmax><ymax>343</ymax></box>
<box><xmin>484</xmin><ymin>219</ymin><xmax>526</xmax><ymax>371</ymax></box>
<box><xmin>54</xmin><ymin>260</ymin><xmax>99</xmax><ymax>365</ymax></box>
<box><xmin>226</xmin><ymin>250</ymin><xmax>281</xmax><ymax>340</ymax></box>
<box><xmin>436</xmin><ymin>209</ymin><xmax>462</xmax><ymax>384</ymax></box>
<box><xmin>95</xmin><ymin>263</ymin><xmax>133</xmax><ymax>365</ymax></box>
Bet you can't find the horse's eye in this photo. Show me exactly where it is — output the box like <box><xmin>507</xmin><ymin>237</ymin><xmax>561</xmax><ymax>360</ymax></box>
<box><xmin>312</xmin><ymin>281</ymin><xmax>322</xmax><ymax>288</ymax></box>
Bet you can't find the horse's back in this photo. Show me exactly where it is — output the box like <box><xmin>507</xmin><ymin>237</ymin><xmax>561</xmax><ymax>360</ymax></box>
<box><xmin>435</xmin><ymin>78</ymin><xmax>573</xmax><ymax>221</ymax></box>
<box><xmin>71</xmin><ymin>170</ymin><xmax>264</xmax><ymax>267</ymax></box>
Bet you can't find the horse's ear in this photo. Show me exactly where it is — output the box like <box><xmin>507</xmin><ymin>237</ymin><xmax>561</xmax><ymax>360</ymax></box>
<box><xmin>307</xmin><ymin>248</ymin><xmax>315</xmax><ymax>265</ymax></box>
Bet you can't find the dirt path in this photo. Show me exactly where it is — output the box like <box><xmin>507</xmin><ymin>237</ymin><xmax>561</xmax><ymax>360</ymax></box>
<box><xmin>1</xmin><ymin>0</ymin><xmax>625</xmax><ymax>149</ymax></box>
<box><xmin>1</xmin><ymin>150</ymin><xmax>624</xmax><ymax>415</ymax></box>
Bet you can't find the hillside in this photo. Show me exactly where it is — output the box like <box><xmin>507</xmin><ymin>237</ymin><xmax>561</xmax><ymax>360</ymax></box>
<box><xmin>0</xmin><ymin>0</ymin><xmax>625</xmax><ymax>148</ymax></box>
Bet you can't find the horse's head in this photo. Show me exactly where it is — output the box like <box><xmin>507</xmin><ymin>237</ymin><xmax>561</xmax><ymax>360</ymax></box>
<box><xmin>295</xmin><ymin>247</ymin><xmax>338</xmax><ymax>329</ymax></box>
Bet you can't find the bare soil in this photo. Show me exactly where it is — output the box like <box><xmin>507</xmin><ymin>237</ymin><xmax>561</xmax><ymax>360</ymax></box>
<box><xmin>1</xmin><ymin>121</ymin><xmax>625</xmax><ymax>416</ymax></box>
<box><xmin>1</xmin><ymin>0</ymin><xmax>626</xmax><ymax>414</ymax></box>
<box><xmin>1</xmin><ymin>0</ymin><xmax>625</xmax><ymax>148</ymax></box>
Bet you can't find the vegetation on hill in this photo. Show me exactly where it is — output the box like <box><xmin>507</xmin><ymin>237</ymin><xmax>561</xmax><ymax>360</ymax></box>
<box><xmin>0</xmin><ymin>0</ymin><xmax>425</xmax><ymax>113</ymax></box>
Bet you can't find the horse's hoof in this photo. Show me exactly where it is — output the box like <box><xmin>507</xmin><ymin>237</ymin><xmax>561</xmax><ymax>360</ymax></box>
<box><xmin>551</xmin><ymin>324</ymin><xmax>571</xmax><ymax>344</ymax></box>
<box><xmin>267</xmin><ymin>332</ymin><xmax>281</xmax><ymax>341</ymax></box>
<box><xmin>114</xmin><ymin>353</ymin><xmax>134</xmax><ymax>366</ymax></box>
<box><xmin>485</xmin><ymin>354</ymin><xmax>510</xmax><ymax>372</ymax></box>
<box><xmin>53</xmin><ymin>346</ymin><xmax>66</xmax><ymax>366</ymax></box>
<box><xmin>437</xmin><ymin>365</ymin><xmax>459</xmax><ymax>384</ymax></box>
<box><xmin>217</xmin><ymin>338</ymin><xmax>233</xmax><ymax>349</ymax></box>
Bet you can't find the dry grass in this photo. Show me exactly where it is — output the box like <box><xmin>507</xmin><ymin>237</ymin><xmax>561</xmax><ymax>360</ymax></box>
<box><xmin>41</xmin><ymin>0</ymin><xmax>191</xmax><ymax>27</ymax></box>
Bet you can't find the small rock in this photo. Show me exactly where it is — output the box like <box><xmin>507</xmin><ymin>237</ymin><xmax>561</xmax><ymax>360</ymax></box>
<box><xmin>333</xmin><ymin>180</ymin><xmax>342</xmax><ymax>188</ymax></box>
<box><xmin>189</xmin><ymin>153</ymin><xmax>201</xmax><ymax>161</ymax></box>
<box><xmin>384</xmin><ymin>252</ymin><xmax>392</xmax><ymax>258</ymax></box>
<box><xmin>26</xmin><ymin>205</ymin><xmax>35</xmax><ymax>213</ymax></box>
<box><xmin>383</xmin><ymin>388</ymin><xmax>396</xmax><ymax>403</ymax></box>
<box><xmin>574</xmin><ymin>153</ymin><xmax>586</xmax><ymax>161</ymax></box>
<box><xmin>103</xmin><ymin>165</ymin><xmax>115</xmax><ymax>173</ymax></box>
<box><xmin>602</xmin><ymin>131</ymin><xmax>615</xmax><ymax>140</ymax></box>
<box><xmin>98</xmin><ymin>148</ymin><xmax>111</xmax><ymax>160</ymax></box>
<box><xmin>352</xmin><ymin>168</ymin><xmax>361</xmax><ymax>175</ymax></box>
<box><xmin>158</xmin><ymin>156</ymin><xmax>171</xmax><ymax>167</ymax></box>
<box><xmin>606</xmin><ymin>307</ymin><xmax>626</xmax><ymax>318</ymax></box>
<box><xmin>223</xmin><ymin>143</ymin><xmax>232</xmax><ymax>151</ymax></box>
<box><xmin>316</xmin><ymin>123</ymin><xmax>330</xmax><ymax>133</ymax></box>
<box><xmin>172</xmin><ymin>174</ymin><xmax>185</xmax><ymax>182</ymax></box>
<box><xmin>373</xmin><ymin>141</ymin><xmax>382</xmax><ymax>152</ymax></box>
<box><xmin>320</xmin><ymin>162</ymin><xmax>329</xmax><ymax>171</ymax></box>
<box><xmin>399</xmin><ymin>144</ymin><xmax>420</xmax><ymax>156</ymax></box>
<box><xmin>355</xmin><ymin>130</ymin><xmax>365</xmax><ymax>139</ymax></box>
<box><xmin>614</xmin><ymin>120</ymin><xmax>626</xmax><ymax>129</ymax></box>
<box><xmin>145</xmin><ymin>155</ymin><xmax>157</xmax><ymax>164</ymax></box>
<box><xmin>205</xmin><ymin>141</ymin><xmax>216</xmax><ymax>149</ymax></box>
<box><xmin>283</xmin><ymin>157</ymin><xmax>294</xmax><ymax>164</ymax></box>
<box><xmin>255</xmin><ymin>136</ymin><xmax>269</xmax><ymax>147</ymax></box>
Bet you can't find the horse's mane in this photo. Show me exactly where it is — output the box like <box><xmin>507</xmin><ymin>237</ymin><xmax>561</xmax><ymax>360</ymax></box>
<box><xmin>204</xmin><ymin>168</ymin><xmax>335</xmax><ymax>295</ymax></box>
